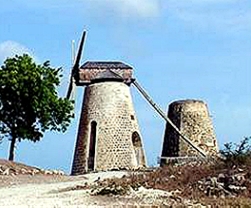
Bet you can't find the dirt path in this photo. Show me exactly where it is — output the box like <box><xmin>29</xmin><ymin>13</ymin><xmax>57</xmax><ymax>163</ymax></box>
<box><xmin>0</xmin><ymin>159</ymin><xmax>206</xmax><ymax>207</ymax></box>
<box><xmin>0</xmin><ymin>171</ymin><xmax>131</xmax><ymax>207</ymax></box>
<box><xmin>1</xmin><ymin>180</ymin><xmax>92</xmax><ymax>207</ymax></box>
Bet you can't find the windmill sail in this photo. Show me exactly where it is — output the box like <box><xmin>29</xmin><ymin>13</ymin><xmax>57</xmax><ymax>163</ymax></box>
<box><xmin>66</xmin><ymin>31</ymin><xmax>86</xmax><ymax>100</ymax></box>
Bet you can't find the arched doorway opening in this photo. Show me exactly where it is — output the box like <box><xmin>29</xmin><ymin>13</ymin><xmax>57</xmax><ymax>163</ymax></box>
<box><xmin>132</xmin><ymin>132</ymin><xmax>143</xmax><ymax>166</ymax></box>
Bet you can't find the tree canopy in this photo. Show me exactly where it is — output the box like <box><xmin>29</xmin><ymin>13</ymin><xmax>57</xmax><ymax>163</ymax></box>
<box><xmin>0</xmin><ymin>54</ymin><xmax>74</xmax><ymax>161</ymax></box>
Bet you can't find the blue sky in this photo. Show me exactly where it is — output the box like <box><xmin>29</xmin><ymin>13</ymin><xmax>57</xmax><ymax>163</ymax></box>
<box><xmin>0</xmin><ymin>0</ymin><xmax>250</xmax><ymax>173</ymax></box>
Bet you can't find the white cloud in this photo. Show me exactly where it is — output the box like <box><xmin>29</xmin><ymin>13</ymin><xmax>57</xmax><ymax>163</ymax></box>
<box><xmin>167</xmin><ymin>0</ymin><xmax>238</xmax><ymax>5</ymax></box>
<box><xmin>103</xmin><ymin>0</ymin><xmax>160</xmax><ymax>17</ymax></box>
<box><xmin>166</xmin><ymin>0</ymin><xmax>242</xmax><ymax>7</ymax></box>
<box><xmin>174</xmin><ymin>10</ymin><xmax>251</xmax><ymax>30</ymax></box>
<box><xmin>165</xmin><ymin>0</ymin><xmax>251</xmax><ymax>32</ymax></box>
<box><xmin>17</xmin><ymin>0</ymin><xmax>161</xmax><ymax>18</ymax></box>
<box><xmin>0</xmin><ymin>41</ymin><xmax>34</xmax><ymax>64</ymax></box>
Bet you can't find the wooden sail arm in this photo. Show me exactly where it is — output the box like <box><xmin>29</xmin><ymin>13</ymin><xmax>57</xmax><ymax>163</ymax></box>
<box><xmin>131</xmin><ymin>80</ymin><xmax>207</xmax><ymax>158</ymax></box>
<box><xmin>109</xmin><ymin>68</ymin><xmax>207</xmax><ymax>158</ymax></box>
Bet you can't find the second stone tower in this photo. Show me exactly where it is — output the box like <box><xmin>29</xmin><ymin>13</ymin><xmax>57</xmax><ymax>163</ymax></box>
<box><xmin>160</xmin><ymin>99</ymin><xmax>218</xmax><ymax>165</ymax></box>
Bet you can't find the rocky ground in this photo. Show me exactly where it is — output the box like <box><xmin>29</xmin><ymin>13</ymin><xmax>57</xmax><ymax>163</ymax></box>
<box><xmin>1</xmin><ymin>159</ymin><xmax>251</xmax><ymax>207</ymax></box>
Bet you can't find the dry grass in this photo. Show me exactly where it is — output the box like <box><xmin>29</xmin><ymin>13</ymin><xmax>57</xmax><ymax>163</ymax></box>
<box><xmin>95</xmin><ymin>160</ymin><xmax>251</xmax><ymax>206</ymax></box>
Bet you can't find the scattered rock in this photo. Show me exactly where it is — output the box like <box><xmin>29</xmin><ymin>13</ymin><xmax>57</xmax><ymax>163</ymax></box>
<box><xmin>197</xmin><ymin>172</ymin><xmax>248</xmax><ymax>197</ymax></box>
<box><xmin>217</xmin><ymin>173</ymin><xmax>225</xmax><ymax>182</ymax></box>
<box><xmin>228</xmin><ymin>185</ymin><xmax>247</xmax><ymax>192</ymax></box>
<box><xmin>2</xmin><ymin>168</ymin><xmax>10</xmax><ymax>176</ymax></box>
<box><xmin>170</xmin><ymin>175</ymin><xmax>176</xmax><ymax>179</ymax></box>
<box><xmin>238</xmin><ymin>168</ymin><xmax>244</xmax><ymax>172</ymax></box>
<box><xmin>92</xmin><ymin>184</ymin><xmax>130</xmax><ymax>196</ymax></box>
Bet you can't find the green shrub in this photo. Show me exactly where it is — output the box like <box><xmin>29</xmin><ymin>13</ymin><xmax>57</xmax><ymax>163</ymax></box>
<box><xmin>220</xmin><ymin>137</ymin><xmax>251</xmax><ymax>167</ymax></box>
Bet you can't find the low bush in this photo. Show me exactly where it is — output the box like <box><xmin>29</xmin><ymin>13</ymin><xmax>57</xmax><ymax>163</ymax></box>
<box><xmin>220</xmin><ymin>137</ymin><xmax>251</xmax><ymax>167</ymax></box>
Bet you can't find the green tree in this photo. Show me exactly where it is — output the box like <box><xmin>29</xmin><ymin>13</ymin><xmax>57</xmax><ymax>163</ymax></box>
<box><xmin>0</xmin><ymin>54</ymin><xmax>74</xmax><ymax>161</ymax></box>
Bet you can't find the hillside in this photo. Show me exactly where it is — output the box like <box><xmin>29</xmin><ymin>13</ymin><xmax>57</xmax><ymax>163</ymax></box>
<box><xmin>1</xmin><ymin>159</ymin><xmax>251</xmax><ymax>207</ymax></box>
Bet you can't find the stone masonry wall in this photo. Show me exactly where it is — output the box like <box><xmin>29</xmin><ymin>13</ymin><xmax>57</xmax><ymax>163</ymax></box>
<box><xmin>161</xmin><ymin>100</ymin><xmax>218</xmax><ymax>162</ymax></box>
<box><xmin>72</xmin><ymin>81</ymin><xmax>146</xmax><ymax>175</ymax></box>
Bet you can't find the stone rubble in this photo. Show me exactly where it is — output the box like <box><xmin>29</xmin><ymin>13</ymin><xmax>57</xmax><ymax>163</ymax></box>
<box><xmin>196</xmin><ymin>171</ymin><xmax>247</xmax><ymax>197</ymax></box>
<box><xmin>95</xmin><ymin>185</ymin><xmax>208</xmax><ymax>207</ymax></box>
<box><xmin>0</xmin><ymin>165</ymin><xmax>65</xmax><ymax>176</ymax></box>
<box><xmin>87</xmin><ymin>164</ymin><xmax>251</xmax><ymax>207</ymax></box>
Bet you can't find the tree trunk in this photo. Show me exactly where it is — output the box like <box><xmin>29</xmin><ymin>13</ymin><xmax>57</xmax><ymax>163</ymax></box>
<box><xmin>8</xmin><ymin>136</ymin><xmax>17</xmax><ymax>161</ymax></box>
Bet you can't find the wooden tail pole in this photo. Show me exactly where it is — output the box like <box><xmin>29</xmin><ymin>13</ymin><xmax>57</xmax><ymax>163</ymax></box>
<box><xmin>71</xmin><ymin>40</ymin><xmax>76</xmax><ymax>66</ymax></box>
<box><xmin>132</xmin><ymin>80</ymin><xmax>207</xmax><ymax>158</ymax></box>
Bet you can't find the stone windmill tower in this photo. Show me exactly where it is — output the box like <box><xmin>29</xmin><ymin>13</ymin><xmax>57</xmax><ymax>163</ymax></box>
<box><xmin>160</xmin><ymin>100</ymin><xmax>218</xmax><ymax>165</ymax></box>
<box><xmin>66</xmin><ymin>32</ymin><xmax>146</xmax><ymax>175</ymax></box>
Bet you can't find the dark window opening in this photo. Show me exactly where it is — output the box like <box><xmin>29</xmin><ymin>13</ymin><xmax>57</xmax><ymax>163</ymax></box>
<box><xmin>88</xmin><ymin>121</ymin><xmax>97</xmax><ymax>171</ymax></box>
